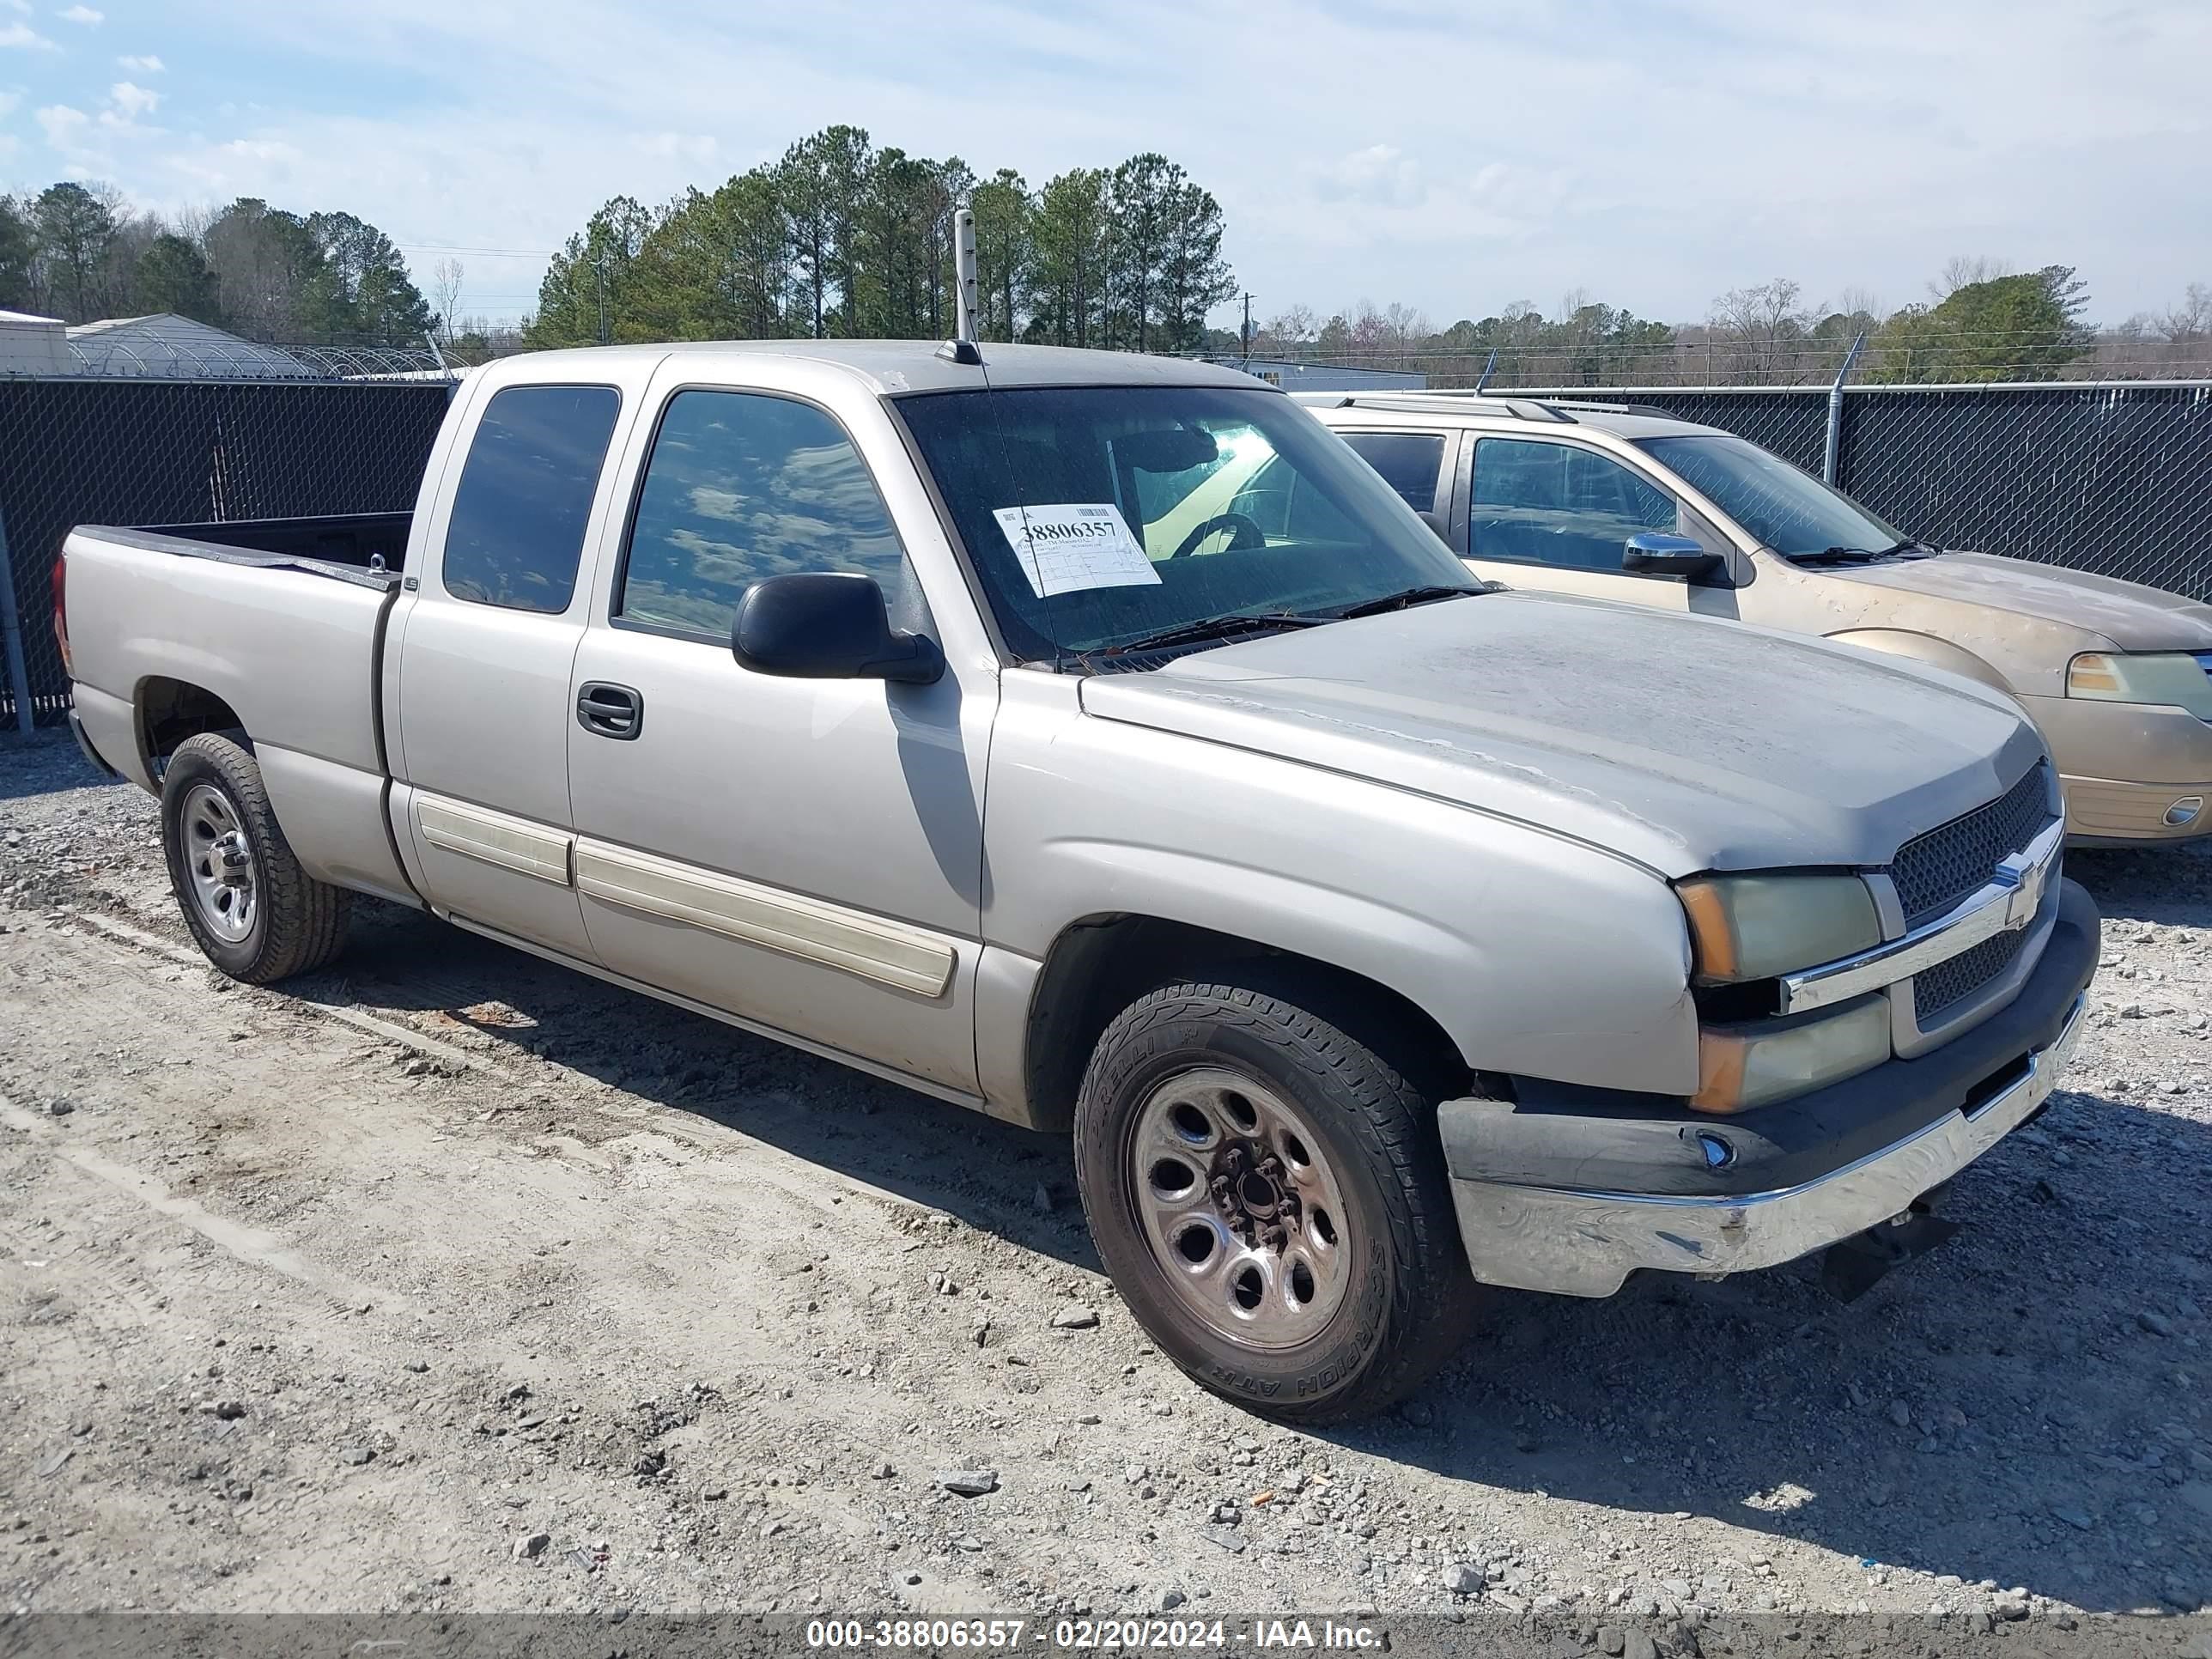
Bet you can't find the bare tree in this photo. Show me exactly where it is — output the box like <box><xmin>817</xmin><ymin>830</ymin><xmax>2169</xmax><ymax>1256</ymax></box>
<box><xmin>1261</xmin><ymin>301</ymin><xmax>1318</xmax><ymax>350</ymax></box>
<box><xmin>1708</xmin><ymin>277</ymin><xmax>1815</xmax><ymax>381</ymax></box>
<box><xmin>2160</xmin><ymin>281</ymin><xmax>2211</xmax><ymax>344</ymax></box>
<box><xmin>431</xmin><ymin>258</ymin><xmax>465</xmax><ymax>343</ymax></box>
<box><xmin>1929</xmin><ymin>255</ymin><xmax>2010</xmax><ymax>301</ymax></box>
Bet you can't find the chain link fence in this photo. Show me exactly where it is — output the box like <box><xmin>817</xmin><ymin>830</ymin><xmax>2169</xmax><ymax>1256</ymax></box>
<box><xmin>1</xmin><ymin>374</ymin><xmax>456</xmax><ymax>730</ymax></box>
<box><xmin>1487</xmin><ymin>380</ymin><xmax>2212</xmax><ymax>601</ymax></box>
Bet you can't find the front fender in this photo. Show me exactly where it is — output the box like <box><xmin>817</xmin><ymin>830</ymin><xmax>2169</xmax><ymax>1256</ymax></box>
<box><xmin>982</xmin><ymin>677</ymin><xmax>1701</xmax><ymax>1098</ymax></box>
<box><xmin>1822</xmin><ymin>628</ymin><xmax>2015</xmax><ymax>696</ymax></box>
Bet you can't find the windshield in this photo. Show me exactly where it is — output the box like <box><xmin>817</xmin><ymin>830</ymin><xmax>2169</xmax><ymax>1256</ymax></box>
<box><xmin>896</xmin><ymin>385</ymin><xmax>1474</xmax><ymax>662</ymax></box>
<box><xmin>1638</xmin><ymin>434</ymin><xmax>1910</xmax><ymax>559</ymax></box>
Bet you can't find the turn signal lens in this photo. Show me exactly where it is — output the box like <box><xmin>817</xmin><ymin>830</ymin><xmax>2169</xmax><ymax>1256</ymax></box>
<box><xmin>1691</xmin><ymin>996</ymin><xmax>1891</xmax><ymax>1114</ymax></box>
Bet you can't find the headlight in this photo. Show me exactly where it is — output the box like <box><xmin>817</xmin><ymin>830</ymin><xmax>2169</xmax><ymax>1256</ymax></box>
<box><xmin>1692</xmin><ymin>995</ymin><xmax>1891</xmax><ymax>1114</ymax></box>
<box><xmin>1676</xmin><ymin>873</ymin><xmax>1881</xmax><ymax>982</ymax></box>
<box><xmin>2066</xmin><ymin>652</ymin><xmax>2212</xmax><ymax>718</ymax></box>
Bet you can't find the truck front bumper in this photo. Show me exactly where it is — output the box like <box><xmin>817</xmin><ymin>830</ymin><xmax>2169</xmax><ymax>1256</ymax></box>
<box><xmin>1440</xmin><ymin>878</ymin><xmax>2098</xmax><ymax>1298</ymax></box>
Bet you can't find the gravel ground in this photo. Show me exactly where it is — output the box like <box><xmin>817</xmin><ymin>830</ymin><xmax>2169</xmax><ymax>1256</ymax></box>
<box><xmin>3</xmin><ymin>728</ymin><xmax>2210</xmax><ymax>1657</ymax></box>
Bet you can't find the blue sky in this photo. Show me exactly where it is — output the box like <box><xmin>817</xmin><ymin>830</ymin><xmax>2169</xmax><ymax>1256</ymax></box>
<box><xmin>3</xmin><ymin>0</ymin><xmax>2208</xmax><ymax>331</ymax></box>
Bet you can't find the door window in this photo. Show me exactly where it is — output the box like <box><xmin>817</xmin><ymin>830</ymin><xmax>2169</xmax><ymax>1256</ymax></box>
<box><xmin>441</xmin><ymin>385</ymin><xmax>622</xmax><ymax>612</ymax></box>
<box><xmin>1339</xmin><ymin>431</ymin><xmax>1447</xmax><ymax>515</ymax></box>
<box><xmin>1470</xmin><ymin>437</ymin><xmax>1684</xmax><ymax>572</ymax></box>
<box><xmin>617</xmin><ymin>390</ymin><xmax>915</xmax><ymax>640</ymax></box>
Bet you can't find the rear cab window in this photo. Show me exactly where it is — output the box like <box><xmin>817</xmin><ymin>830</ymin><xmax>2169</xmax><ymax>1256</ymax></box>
<box><xmin>615</xmin><ymin>388</ymin><xmax>921</xmax><ymax>642</ymax></box>
<box><xmin>441</xmin><ymin>384</ymin><xmax>623</xmax><ymax>612</ymax></box>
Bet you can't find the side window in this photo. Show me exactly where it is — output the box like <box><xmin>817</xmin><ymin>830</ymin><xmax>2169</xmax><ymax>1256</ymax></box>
<box><xmin>1470</xmin><ymin>438</ymin><xmax>1682</xmax><ymax>572</ymax></box>
<box><xmin>619</xmin><ymin>390</ymin><xmax>914</xmax><ymax>639</ymax></box>
<box><xmin>442</xmin><ymin>385</ymin><xmax>622</xmax><ymax>612</ymax></box>
<box><xmin>1339</xmin><ymin>431</ymin><xmax>1447</xmax><ymax>515</ymax></box>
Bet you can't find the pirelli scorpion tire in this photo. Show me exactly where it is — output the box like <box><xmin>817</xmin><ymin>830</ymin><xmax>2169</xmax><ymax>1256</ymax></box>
<box><xmin>1073</xmin><ymin>967</ymin><xmax>1480</xmax><ymax>1424</ymax></box>
<box><xmin>161</xmin><ymin>733</ymin><xmax>351</xmax><ymax>985</ymax></box>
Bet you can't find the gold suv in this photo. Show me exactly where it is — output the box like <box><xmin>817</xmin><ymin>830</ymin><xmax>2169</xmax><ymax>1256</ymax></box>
<box><xmin>1299</xmin><ymin>392</ymin><xmax>2212</xmax><ymax>845</ymax></box>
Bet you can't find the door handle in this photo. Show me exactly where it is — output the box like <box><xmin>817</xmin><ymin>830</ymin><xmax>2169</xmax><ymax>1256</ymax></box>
<box><xmin>576</xmin><ymin>682</ymin><xmax>643</xmax><ymax>740</ymax></box>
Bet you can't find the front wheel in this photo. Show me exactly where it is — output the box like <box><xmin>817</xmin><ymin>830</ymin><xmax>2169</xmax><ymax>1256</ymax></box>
<box><xmin>161</xmin><ymin>732</ymin><xmax>351</xmax><ymax>983</ymax></box>
<box><xmin>1073</xmin><ymin>971</ymin><xmax>1480</xmax><ymax>1424</ymax></box>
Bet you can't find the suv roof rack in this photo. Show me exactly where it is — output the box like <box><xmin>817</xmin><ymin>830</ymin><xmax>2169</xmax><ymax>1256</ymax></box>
<box><xmin>1293</xmin><ymin>390</ymin><xmax>1686</xmax><ymax>424</ymax></box>
<box><xmin>1291</xmin><ymin>392</ymin><xmax>1577</xmax><ymax>422</ymax></box>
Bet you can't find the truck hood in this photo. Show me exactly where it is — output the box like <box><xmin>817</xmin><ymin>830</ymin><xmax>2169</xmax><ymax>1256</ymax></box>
<box><xmin>1077</xmin><ymin>592</ymin><xmax>2046</xmax><ymax>878</ymax></box>
<box><xmin>1819</xmin><ymin>550</ymin><xmax>2212</xmax><ymax>652</ymax></box>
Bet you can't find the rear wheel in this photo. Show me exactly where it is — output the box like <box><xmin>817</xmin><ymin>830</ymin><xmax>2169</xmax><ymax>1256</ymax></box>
<box><xmin>161</xmin><ymin>733</ymin><xmax>350</xmax><ymax>983</ymax></box>
<box><xmin>1074</xmin><ymin>969</ymin><xmax>1479</xmax><ymax>1424</ymax></box>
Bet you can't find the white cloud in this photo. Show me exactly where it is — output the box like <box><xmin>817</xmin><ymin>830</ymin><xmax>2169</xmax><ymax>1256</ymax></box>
<box><xmin>1314</xmin><ymin>144</ymin><xmax>1425</xmax><ymax>210</ymax></box>
<box><xmin>107</xmin><ymin>80</ymin><xmax>157</xmax><ymax>118</ymax></box>
<box><xmin>34</xmin><ymin>102</ymin><xmax>86</xmax><ymax>146</ymax></box>
<box><xmin>635</xmin><ymin>131</ymin><xmax>717</xmax><ymax>163</ymax></box>
<box><xmin>0</xmin><ymin>19</ymin><xmax>55</xmax><ymax>46</ymax></box>
<box><xmin>117</xmin><ymin>52</ymin><xmax>163</xmax><ymax>71</ymax></box>
<box><xmin>58</xmin><ymin>3</ymin><xmax>102</xmax><ymax>23</ymax></box>
<box><xmin>0</xmin><ymin>91</ymin><xmax>16</xmax><ymax>117</ymax></box>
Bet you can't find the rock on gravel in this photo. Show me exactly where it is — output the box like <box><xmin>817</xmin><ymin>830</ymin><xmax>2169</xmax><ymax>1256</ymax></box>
<box><xmin>1050</xmin><ymin>1307</ymin><xmax>1100</xmax><ymax>1329</ymax></box>
<box><xmin>935</xmin><ymin>1468</ymin><xmax>998</xmax><ymax>1496</ymax></box>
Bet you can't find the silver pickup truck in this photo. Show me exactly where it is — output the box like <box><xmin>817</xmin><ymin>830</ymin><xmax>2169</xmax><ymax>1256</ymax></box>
<box><xmin>58</xmin><ymin>342</ymin><xmax>2097</xmax><ymax>1422</ymax></box>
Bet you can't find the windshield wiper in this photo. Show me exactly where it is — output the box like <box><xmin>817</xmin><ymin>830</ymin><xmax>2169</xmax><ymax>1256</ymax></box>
<box><xmin>1099</xmin><ymin>611</ymin><xmax>1328</xmax><ymax>658</ymax></box>
<box><xmin>1325</xmin><ymin>584</ymin><xmax>1486</xmax><ymax>620</ymax></box>
<box><xmin>1794</xmin><ymin>539</ymin><xmax>1937</xmax><ymax>566</ymax></box>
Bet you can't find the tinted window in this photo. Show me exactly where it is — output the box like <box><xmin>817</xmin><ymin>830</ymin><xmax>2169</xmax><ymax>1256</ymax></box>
<box><xmin>1340</xmin><ymin>431</ymin><xmax>1446</xmax><ymax>515</ymax></box>
<box><xmin>619</xmin><ymin>390</ymin><xmax>914</xmax><ymax>638</ymax></box>
<box><xmin>1470</xmin><ymin>437</ymin><xmax>1682</xmax><ymax>571</ymax></box>
<box><xmin>442</xmin><ymin>385</ymin><xmax>621</xmax><ymax>612</ymax></box>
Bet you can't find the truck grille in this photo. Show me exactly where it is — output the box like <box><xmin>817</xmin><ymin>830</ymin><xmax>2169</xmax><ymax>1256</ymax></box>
<box><xmin>1912</xmin><ymin>927</ymin><xmax>2031</xmax><ymax>1021</ymax></box>
<box><xmin>1888</xmin><ymin>763</ymin><xmax>2055</xmax><ymax>927</ymax></box>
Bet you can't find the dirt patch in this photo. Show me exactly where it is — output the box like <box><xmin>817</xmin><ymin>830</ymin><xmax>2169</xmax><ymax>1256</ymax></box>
<box><xmin>3</xmin><ymin>729</ymin><xmax>2209</xmax><ymax>1650</ymax></box>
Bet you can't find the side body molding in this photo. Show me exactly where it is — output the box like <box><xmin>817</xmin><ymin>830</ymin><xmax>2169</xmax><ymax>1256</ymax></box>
<box><xmin>573</xmin><ymin>839</ymin><xmax>957</xmax><ymax>998</ymax></box>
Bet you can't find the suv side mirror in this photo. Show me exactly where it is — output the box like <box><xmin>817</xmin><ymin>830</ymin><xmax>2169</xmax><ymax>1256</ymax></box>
<box><xmin>732</xmin><ymin>572</ymin><xmax>944</xmax><ymax>684</ymax></box>
<box><xmin>1622</xmin><ymin>532</ymin><xmax>1722</xmax><ymax>580</ymax></box>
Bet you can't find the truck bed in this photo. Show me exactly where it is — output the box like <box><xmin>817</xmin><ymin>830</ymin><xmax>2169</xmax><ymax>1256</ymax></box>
<box><xmin>125</xmin><ymin>511</ymin><xmax>414</xmax><ymax>576</ymax></box>
<box><xmin>63</xmin><ymin>522</ymin><xmax>416</xmax><ymax>906</ymax></box>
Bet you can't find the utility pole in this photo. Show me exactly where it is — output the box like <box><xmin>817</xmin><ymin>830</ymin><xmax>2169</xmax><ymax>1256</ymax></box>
<box><xmin>1241</xmin><ymin>291</ymin><xmax>1255</xmax><ymax>362</ymax></box>
<box><xmin>593</xmin><ymin>253</ymin><xmax>609</xmax><ymax>345</ymax></box>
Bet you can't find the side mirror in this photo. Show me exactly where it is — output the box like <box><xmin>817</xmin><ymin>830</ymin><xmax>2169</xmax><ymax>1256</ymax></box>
<box><xmin>732</xmin><ymin>572</ymin><xmax>943</xmax><ymax>685</ymax></box>
<box><xmin>1623</xmin><ymin>532</ymin><xmax>1722</xmax><ymax>580</ymax></box>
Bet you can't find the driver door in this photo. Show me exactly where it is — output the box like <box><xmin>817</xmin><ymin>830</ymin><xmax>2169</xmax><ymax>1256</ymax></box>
<box><xmin>1464</xmin><ymin>435</ymin><xmax>1735</xmax><ymax>616</ymax></box>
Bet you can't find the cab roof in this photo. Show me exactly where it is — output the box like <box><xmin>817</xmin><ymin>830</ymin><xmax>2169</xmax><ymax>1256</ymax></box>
<box><xmin>485</xmin><ymin>339</ymin><xmax>1273</xmax><ymax>398</ymax></box>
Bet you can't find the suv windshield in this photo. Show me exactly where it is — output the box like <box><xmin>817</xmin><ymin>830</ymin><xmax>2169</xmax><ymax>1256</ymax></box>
<box><xmin>1638</xmin><ymin>434</ymin><xmax>1913</xmax><ymax>560</ymax></box>
<box><xmin>897</xmin><ymin>385</ymin><xmax>1474</xmax><ymax>662</ymax></box>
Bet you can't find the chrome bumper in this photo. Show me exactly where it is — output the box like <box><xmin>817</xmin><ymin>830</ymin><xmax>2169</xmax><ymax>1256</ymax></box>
<box><xmin>1448</xmin><ymin>992</ymin><xmax>2087</xmax><ymax>1299</ymax></box>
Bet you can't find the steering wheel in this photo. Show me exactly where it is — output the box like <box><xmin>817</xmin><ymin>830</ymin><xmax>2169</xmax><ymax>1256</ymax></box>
<box><xmin>1169</xmin><ymin>512</ymin><xmax>1267</xmax><ymax>560</ymax></box>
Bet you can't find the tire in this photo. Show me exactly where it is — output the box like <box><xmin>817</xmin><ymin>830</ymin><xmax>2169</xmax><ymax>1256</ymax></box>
<box><xmin>1073</xmin><ymin>968</ymin><xmax>1480</xmax><ymax>1424</ymax></box>
<box><xmin>161</xmin><ymin>732</ymin><xmax>351</xmax><ymax>984</ymax></box>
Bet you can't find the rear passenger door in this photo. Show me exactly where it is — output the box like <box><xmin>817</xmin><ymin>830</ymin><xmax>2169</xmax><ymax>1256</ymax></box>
<box><xmin>562</xmin><ymin>374</ymin><xmax>991</xmax><ymax>1097</ymax></box>
<box><xmin>1464</xmin><ymin>435</ymin><xmax>1731</xmax><ymax>614</ymax></box>
<box><xmin>390</xmin><ymin>365</ymin><xmax>653</xmax><ymax>959</ymax></box>
<box><xmin>1335</xmin><ymin>428</ymin><xmax>1452</xmax><ymax>542</ymax></box>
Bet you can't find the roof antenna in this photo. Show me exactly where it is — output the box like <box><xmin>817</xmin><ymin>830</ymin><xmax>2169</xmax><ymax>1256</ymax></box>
<box><xmin>937</xmin><ymin>207</ymin><xmax>983</xmax><ymax>366</ymax></box>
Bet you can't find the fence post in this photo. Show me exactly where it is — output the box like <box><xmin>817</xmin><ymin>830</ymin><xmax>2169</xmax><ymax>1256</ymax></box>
<box><xmin>1823</xmin><ymin>331</ymin><xmax>1868</xmax><ymax>485</ymax></box>
<box><xmin>0</xmin><ymin>507</ymin><xmax>36</xmax><ymax>735</ymax></box>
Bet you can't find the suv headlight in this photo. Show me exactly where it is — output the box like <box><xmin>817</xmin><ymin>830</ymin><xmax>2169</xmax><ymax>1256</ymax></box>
<box><xmin>1676</xmin><ymin>873</ymin><xmax>1881</xmax><ymax>983</ymax></box>
<box><xmin>2066</xmin><ymin>652</ymin><xmax>2212</xmax><ymax>719</ymax></box>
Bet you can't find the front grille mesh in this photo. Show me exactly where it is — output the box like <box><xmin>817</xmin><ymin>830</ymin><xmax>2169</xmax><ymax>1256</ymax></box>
<box><xmin>1912</xmin><ymin>927</ymin><xmax>2031</xmax><ymax>1021</ymax></box>
<box><xmin>1888</xmin><ymin>763</ymin><xmax>2054</xmax><ymax>926</ymax></box>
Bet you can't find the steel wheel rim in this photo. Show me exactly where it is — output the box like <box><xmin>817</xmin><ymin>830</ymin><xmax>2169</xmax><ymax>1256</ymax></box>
<box><xmin>1129</xmin><ymin>1066</ymin><xmax>1352</xmax><ymax>1352</ymax></box>
<box><xmin>179</xmin><ymin>782</ymin><xmax>258</xmax><ymax>944</ymax></box>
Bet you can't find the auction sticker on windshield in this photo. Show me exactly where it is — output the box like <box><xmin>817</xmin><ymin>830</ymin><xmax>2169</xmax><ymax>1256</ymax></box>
<box><xmin>994</xmin><ymin>503</ymin><xmax>1163</xmax><ymax>598</ymax></box>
